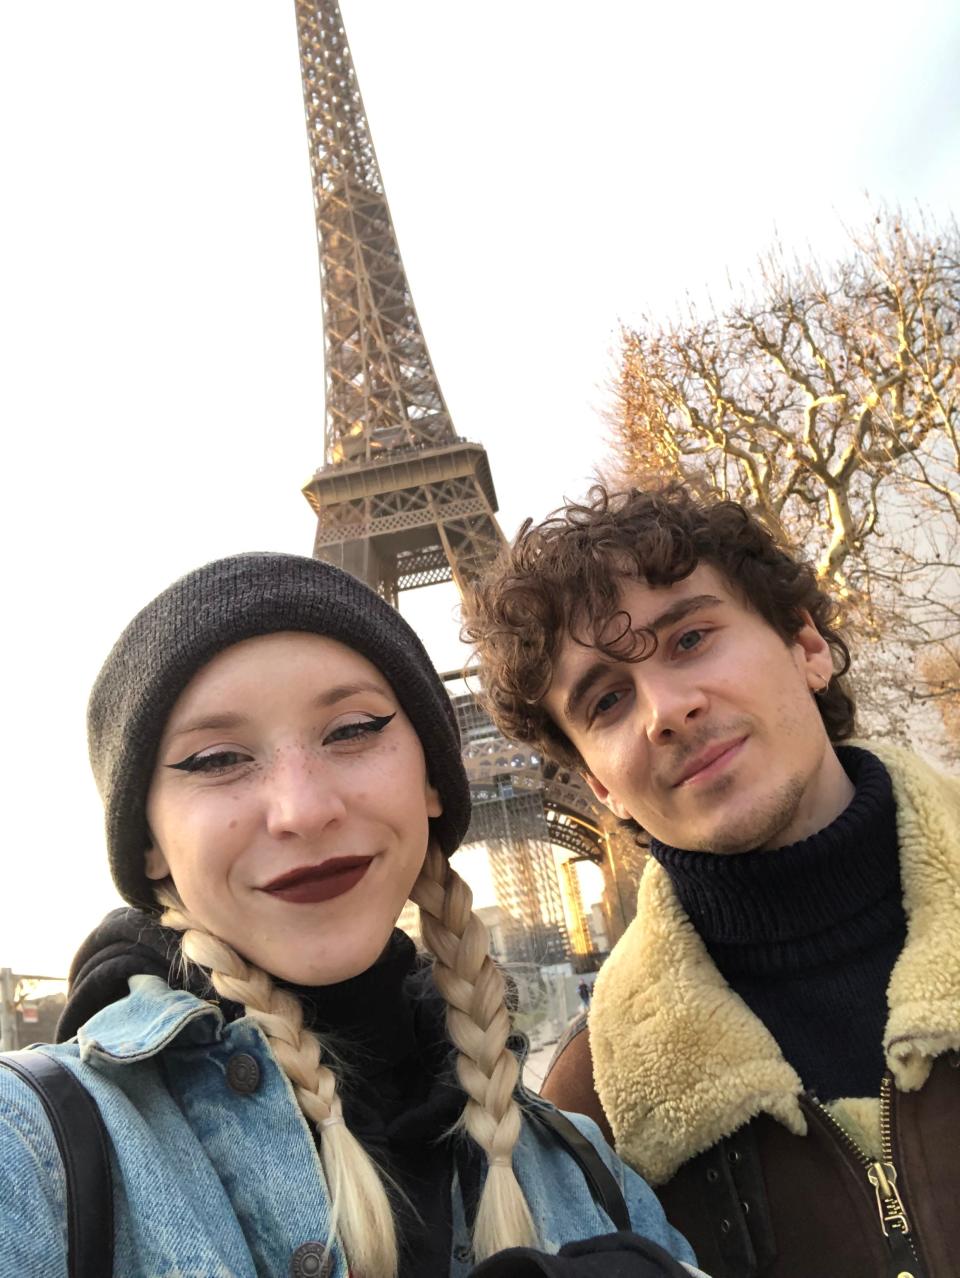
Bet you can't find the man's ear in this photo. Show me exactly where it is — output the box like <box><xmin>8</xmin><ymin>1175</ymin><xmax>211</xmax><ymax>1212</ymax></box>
<box><xmin>794</xmin><ymin>608</ymin><xmax>833</xmax><ymax>690</ymax></box>
<box><xmin>144</xmin><ymin>844</ymin><xmax>171</xmax><ymax>882</ymax></box>
<box><xmin>582</xmin><ymin>770</ymin><xmax>632</xmax><ymax>822</ymax></box>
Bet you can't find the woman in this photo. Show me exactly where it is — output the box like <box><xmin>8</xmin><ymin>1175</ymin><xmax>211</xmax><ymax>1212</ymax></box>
<box><xmin>0</xmin><ymin>552</ymin><xmax>703</xmax><ymax>1278</ymax></box>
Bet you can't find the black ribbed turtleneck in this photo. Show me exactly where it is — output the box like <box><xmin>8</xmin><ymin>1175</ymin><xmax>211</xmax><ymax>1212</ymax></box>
<box><xmin>287</xmin><ymin>931</ymin><xmax>466</xmax><ymax>1278</ymax></box>
<box><xmin>649</xmin><ymin>747</ymin><xmax>906</xmax><ymax>1100</ymax></box>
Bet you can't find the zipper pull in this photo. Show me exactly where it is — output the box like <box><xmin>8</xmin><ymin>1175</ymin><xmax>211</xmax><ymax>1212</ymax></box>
<box><xmin>867</xmin><ymin>1161</ymin><xmax>926</xmax><ymax>1277</ymax></box>
<box><xmin>867</xmin><ymin>1160</ymin><xmax>911</xmax><ymax>1236</ymax></box>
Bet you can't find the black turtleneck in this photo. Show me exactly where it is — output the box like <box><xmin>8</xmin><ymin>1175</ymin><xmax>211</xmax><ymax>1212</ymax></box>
<box><xmin>287</xmin><ymin>932</ymin><xmax>468</xmax><ymax>1278</ymax></box>
<box><xmin>649</xmin><ymin>746</ymin><xmax>906</xmax><ymax>1101</ymax></box>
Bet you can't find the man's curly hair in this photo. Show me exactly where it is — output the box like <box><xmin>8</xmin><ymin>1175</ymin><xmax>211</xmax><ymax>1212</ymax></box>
<box><xmin>462</xmin><ymin>484</ymin><xmax>855</xmax><ymax>768</ymax></box>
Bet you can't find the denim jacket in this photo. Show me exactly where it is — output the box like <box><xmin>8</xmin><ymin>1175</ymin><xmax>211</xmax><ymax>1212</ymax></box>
<box><xmin>0</xmin><ymin>974</ymin><xmax>700</xmax><ymax>1277</ymax></box>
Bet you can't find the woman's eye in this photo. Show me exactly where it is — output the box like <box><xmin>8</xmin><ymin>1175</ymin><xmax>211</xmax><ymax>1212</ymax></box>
<box><xmin>323</xmin><ymin>711</ymin><xmax>396</xmax><ymax>746</ymax></box>
<box><xmin>168</xmin><ymin>750</ymin><xmax>251</xmax><ymax>775</ymax></box>
<box><xmin>676</xmin><ymin>628</ymin><xmax>705</xmax><ymax>653</ymax></box>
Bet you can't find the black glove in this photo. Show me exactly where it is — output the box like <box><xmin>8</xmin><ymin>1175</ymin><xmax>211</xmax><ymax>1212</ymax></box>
<box><xmin>468</xmin><ymin>1230</ymin><xmax>694</xmax><ymax>1278</ymax></box>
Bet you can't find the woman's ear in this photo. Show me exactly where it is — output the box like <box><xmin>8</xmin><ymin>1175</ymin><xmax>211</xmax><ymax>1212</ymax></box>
<box><xmin>145</xmin><ymin>844</ymin><xmax>171</xmax><ymax>882</ymax></box>
<box><xmin>424</xmin><ymin>780</ymin><xmax>443</xmax><ymax>820</ymax></box>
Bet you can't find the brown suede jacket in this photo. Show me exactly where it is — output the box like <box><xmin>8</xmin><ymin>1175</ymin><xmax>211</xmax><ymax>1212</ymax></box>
<box><xmin>542</xmin><ymin>744</ymin><xmax>960</xmax><ymax>1278</ymax></box>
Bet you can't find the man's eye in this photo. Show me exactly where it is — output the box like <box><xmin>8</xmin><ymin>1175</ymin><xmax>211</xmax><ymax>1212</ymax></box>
<box><xmin>168</xmin><ymin>750</ymin><xmax>250</xmax><ymax>774</ymax></box>
<box><xmin>676</xmin><ymin>629</ymin><xmax>704</xmax><ymax>653</ymax></box>
<box><xmin>594</xmin><ymin>690</ymin><xmax>623</xmax><ymax>717</ymax></box>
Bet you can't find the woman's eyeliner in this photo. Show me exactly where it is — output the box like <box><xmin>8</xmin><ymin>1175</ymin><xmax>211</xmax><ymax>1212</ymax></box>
<box><xmin>168</xmin><ymin>750</ymin><xmax>250</xmax><ymax>774</ymax></box>
<box><xmin>167</xmin><ymin>710</ymin><xmax>398</xmax><ymax>771</ymax></box>
<box><xmin>324</xmin><ymin>711</ymin><xmax>396</xmax><ymax>743</ymax></box>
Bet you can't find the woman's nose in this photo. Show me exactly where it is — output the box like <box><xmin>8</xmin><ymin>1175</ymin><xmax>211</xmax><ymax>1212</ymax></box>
<box><xmin>262</xmin><ymin>749</ymin><xmax>347</xmax><ymax>839</ymax></box>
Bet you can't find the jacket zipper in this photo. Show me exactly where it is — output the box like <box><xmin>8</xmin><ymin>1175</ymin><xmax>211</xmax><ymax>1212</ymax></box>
<box><xmin>810</xmin><ymin>1073</ymin><xmax>928</xmax><ymax>1278</ymax></box>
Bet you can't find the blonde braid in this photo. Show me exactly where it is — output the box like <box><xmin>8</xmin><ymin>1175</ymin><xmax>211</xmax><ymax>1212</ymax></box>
<box><xmin>410</xmin><ymin>844</ymin><xmax>538</xmax><ymax>1260</ymax></box>
<box><xmin>156</xmin><ymin>886</ymin><xmax>398</xmax><ymax>1278</ymax></box>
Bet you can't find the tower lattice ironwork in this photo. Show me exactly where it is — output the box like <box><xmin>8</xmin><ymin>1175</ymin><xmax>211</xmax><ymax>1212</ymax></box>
<box><xmin>293</xmin><ymin>0</ymin><xmax>631</xmax><ymax>954</ymax></box>
<box><xmin>295</xmin><ymin>0</ymin><xmax>501</xmax><ymax>602</ymax></box>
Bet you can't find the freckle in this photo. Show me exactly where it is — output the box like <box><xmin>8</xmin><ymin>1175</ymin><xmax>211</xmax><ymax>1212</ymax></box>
<box><xmin>228</xmin><ymin>819</ymin><xmax>238</xmax><ymax>829</ymax></box>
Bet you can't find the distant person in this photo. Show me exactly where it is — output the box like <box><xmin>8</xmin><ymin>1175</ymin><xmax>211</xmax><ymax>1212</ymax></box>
<box><xmin>464</xmin><ymin>484</ymin><xmax>960</xmax><ymax>1278</ymax></box>
<box><xmin>577</xmin><ymin>979</ymin><xmax>592</xmax><ymax>1010</ymax></box>
<box><xmin>0</xmin><ymin>552</ymin><xmax>707</xmax><ymax>1278</ymax></box>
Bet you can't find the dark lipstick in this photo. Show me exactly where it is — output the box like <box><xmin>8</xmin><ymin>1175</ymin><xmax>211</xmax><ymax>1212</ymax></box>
<box><xmin>262</xmin><ymin>856</ymin><xmax>373</xmax><ymax>904</ymax></box>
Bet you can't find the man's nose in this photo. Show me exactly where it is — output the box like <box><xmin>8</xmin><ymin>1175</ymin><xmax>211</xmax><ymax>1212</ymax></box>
<box><xmin>263</xmin><ymin>749</ymin><xmax>347</xmax><ymax>839</ymax></box>
<box><xmin>643</xmin><ymin>677</ymin><xmax>707</xmax><ymax>742</ymax></box>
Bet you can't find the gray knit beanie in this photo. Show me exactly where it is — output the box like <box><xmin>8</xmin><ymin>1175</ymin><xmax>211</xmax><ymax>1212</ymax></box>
<box><xmin>88</xmin><ymin>552</ymin><xmax>471</xmax><ymax>908</ymax></box>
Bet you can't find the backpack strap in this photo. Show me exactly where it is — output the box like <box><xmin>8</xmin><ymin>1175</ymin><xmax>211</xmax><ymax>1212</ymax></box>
<box><xmin>526</xmin><ymin>1101</ymin><xmax>631</xmax><ymax>1231</ymax></box>
<box><xmin>1</xmin><ymin>1049</ymin><xmax>114</xmax><ymax>1278</ymax></box>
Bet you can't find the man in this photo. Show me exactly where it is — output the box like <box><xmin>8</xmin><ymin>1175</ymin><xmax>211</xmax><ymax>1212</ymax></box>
<box><xmin>464</xmin><ymin>484</ymin><xmax>960</xmax><ymax>1278</ymax></box>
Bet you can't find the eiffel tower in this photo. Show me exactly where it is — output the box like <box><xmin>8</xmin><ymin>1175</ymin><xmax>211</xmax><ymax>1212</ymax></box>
<box><xmin>293</xmin><ymin>0</ymin><xmax>632</xmax><ymax>961</ymax></box>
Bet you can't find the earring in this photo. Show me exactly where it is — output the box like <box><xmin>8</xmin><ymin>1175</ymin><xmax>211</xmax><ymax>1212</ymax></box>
<box><xmin>813</xmin><ymin>674</ymin><xmax>831</xmax><ymax>697</ymax></box>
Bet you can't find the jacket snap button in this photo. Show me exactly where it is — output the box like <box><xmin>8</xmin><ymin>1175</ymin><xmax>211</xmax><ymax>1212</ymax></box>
<box><xmin>226</xmin><ymin>1052</ymin><xmax>261</xmax><ymax>1094</ymax></box>
<box><xmin>453</xmin><ymin>1243</ymin><xmax>473</xmax><ymax>1263</ymax></box>
<box><xmin>719</xmin><ymin>1218</ymin><xmax>732</xmax><ymax>1235</ymax></box>
<box><xmin>727</xmin><ymin>1148</ymin><xmax>740</xmax><ymax>1164</ymax></box>
<box><xmin>706</xmin><ymin>1168</ymin><xmax>720</xmax><ymax>1183</ymax></box>
<box><xmin>291</xmin><ymin>1242</ymin><xmax>332</xmax><ymax>1277</ymax></box>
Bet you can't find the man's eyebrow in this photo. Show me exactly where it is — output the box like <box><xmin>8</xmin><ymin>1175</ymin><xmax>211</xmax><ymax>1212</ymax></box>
<box><xmin>561</xmin><ymin>594</ymin><xmax>723</xmax><ymax>726</ymax></box>
<box><xmin>646</xmin><ymin>593</ymin><xmax>723</xmax><ymax>634</ymax></box>
<box><xmin>164</xmin><ymin>680</ymin><xmax>392</xmax><ymax>744</ymax></box>
<box><xmin>563</xmin><ymin>661</ymin><xmax>615</xmax><ymax>727</ymax></box>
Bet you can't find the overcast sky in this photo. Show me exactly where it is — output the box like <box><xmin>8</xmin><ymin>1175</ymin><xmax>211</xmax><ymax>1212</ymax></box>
<box><xmin>2</xmin><ymin>1</ymin><xmax>958</xmax><ymax>975</ymax></box>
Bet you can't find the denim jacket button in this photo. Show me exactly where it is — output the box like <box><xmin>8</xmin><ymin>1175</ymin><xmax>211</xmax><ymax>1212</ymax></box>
<box><xmin>226</xmin><ymin>1052</ymin><xmax>261</xmax><ymax>1095</ymax></box>
<box><xmin>290</xmin><ymin>1242</ymin><xmax>332</xmax><ymax>1277</ymax></box>
<box><xmin>453</xmin><ymin>1243</ymin><xmax>472</xmax><ymax>1263</ymax></box>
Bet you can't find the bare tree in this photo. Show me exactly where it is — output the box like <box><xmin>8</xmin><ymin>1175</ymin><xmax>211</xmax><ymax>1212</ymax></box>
<box><xmin>919</xmin><ymin>642</ymin><xmax>960</xmax><ymax>750</ymax></box>
<box><xmin>610</xmin><ymin>212</ymin><xmax>960</xmax><ymax>753</ymax></box>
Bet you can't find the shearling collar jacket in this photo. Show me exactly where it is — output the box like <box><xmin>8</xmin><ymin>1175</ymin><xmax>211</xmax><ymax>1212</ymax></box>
<box><xmin>543</xmin><ymin>744</ymin><xmax>960</xmax><ymax>1278</ymax></box>
<box><xmin>590</xmin><ymin>742</ymin><xmax>960</xmax><ymax>1183</ymax></box>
